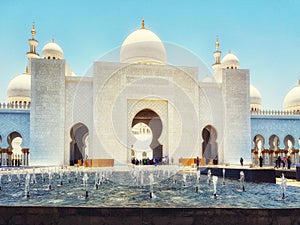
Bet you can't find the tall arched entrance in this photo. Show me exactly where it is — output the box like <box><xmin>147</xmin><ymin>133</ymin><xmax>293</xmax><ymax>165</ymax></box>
<box><xmin>202</xmin><ymin>125</ymin><xmax>218</xmax><ymax>164</ymax></box>
<box><xmin>131</xmin><ymin>109</ymin><xmax>163</xmax><ymax>162</ymax></box>
<box><xmin>70</xmin><ymin>123</ymin><xmax>89</xmax><ymax>166</ymax></box>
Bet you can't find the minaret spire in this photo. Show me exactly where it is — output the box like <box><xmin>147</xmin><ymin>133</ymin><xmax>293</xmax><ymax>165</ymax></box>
<box><xmin>212</xmin><ymin>35</ymin><xmax>222</xmax><ymax>73</ymax></box>
<box><xmin>31</xmin><ymin>22</ymin><xmax>36</xmax><ymax>39</ymax></box>
<box><xmin>215</xmin><ymin>36</ymin><xmax>219</xmax><ymax>51</ymax></box>
<box><xmin>26</xmin><ymin>22</ymin><xmax>39</xmax><ymax>59</ymax></box>
<box><xmin>26</xmin><ymin>22</ymin><xmax>40</xmax><ymax>73</ymax></box>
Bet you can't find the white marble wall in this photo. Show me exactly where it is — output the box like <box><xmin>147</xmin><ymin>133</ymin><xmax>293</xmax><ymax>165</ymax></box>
<box><xmin>29</xmin><ymin>59</ymin><xmax>252</xmax><ymax>166</ymax></box>
<box><xmin>30</xmin><ymin>59</ymin><xmax>66</xmax><ymax>166</ymax></box>
<box><xmin>222</xmin><ymin>69</ymin><xmax>251</xmax><ymax>164</ymax></box>
<box><xmin>64</xmin><ymin>76</ymin><xmax>93</xmax><ymax>164</ymax></box>
<box><xmin>198</xmin><ymin>82</ymin><xmax>225</xmax><ymax>163</ymax></box>
<box><xmin>92</xmin><ymin>62</ymin><xmax>200</xmax><ymax>165</ymax></box>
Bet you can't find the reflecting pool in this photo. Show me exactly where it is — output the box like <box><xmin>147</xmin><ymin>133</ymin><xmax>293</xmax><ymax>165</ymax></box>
<box><xmin>0</xmin><ymin>166</ymin><xmax>299</xmax><ymax>208</ymax></box>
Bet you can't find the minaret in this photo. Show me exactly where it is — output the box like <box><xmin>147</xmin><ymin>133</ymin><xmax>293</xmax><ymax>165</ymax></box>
<box><xmin>26</xmin><ymin>22</ymin><xmax>39</xmax><ymax>60</ymax></box>
<box><xmin>212</xmin><ymin>36</ymin><xmax>221</xmax><ymax>72</ymax></box>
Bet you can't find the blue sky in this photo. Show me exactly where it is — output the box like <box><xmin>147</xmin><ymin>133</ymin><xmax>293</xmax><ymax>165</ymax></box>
<box><xmin>0</xmin><ymin>0</ymin><xmax>299</xmax><ymax>109</ymax></box>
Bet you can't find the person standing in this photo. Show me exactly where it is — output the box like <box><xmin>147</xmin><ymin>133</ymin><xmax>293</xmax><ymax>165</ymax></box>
<box><xmin>282</xmin><ymin>156</ymin><xmax>286</xmax><ymax>169</ymax></box>
<box><xmin>277</xmin><ymin>155</ymin><xmax>281</xmax><ymax>168</ymax></box>
<box><xmin>240</xmin><ymin>157</ymin><xmax>243</xmax><ymax>166</ymax></box>
<box><xmin>259</xmin><ymin>156</ymin><xmax>263</xmax><ymax>167</ymax></box>
<box><xmin>196</xmin><ymin>156</ymin><xmax>199</xmax><ymax>167</ymax></box>
<box><xmin>287</xmin><ymin>156</ymin><xmax>292</xmax><ymax>169</ymax></box>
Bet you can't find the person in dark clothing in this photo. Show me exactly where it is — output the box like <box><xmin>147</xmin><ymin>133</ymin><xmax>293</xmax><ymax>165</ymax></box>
<box><xmin>287</xmin><ymin>156</ymin><xmax>292</xmax><ymax>169</ymax></box>
<box><xmin>196</xmin><ymin>156</ymin><xmax>199</xmax><ymax>167</ymax></box>
<box><xmin>259</xmin><ymin>156</ymin><xmax>263</xmax><ymax>167</ymax></box>
<box><xmin>277</xmin><ymin>156</ymin><xmax>281</xmax><ymax>168</ymax></box>
<box><xmin>240</xmin><ymin>157</ymin><xmax>243</xmax><ymax>166</ymax></box>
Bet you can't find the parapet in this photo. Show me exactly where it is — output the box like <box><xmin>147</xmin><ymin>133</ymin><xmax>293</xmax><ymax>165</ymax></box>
<box><xmin>0</xmin><ymin>102</ymin><xmax>30</xmax><ymax>110</ymax></box>
<box><xmin>251</xmin><ymin>109</ymin><xmax>300</xmax><ymax>116</ymax></box>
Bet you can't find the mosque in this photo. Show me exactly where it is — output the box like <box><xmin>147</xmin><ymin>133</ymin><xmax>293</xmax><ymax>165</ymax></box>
<box><xmin>0</xmin><ymin>21</ymin><xmax>299</xmax><ymax>167</ymax></box>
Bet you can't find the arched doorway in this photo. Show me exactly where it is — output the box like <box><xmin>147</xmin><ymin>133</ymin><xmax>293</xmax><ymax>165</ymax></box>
<box><xmin>269</xmin><ymin>134</ymin><xmax>280</xmax><ymax>165</ymax></box>
<box><xmin>253</xmin><ymin>134</ymin><xmax>265</xmax><ymax>155</ymax></box>
<box><xmin>7</xmin><ymin>131</ymin><xmax>23</xmax><ymax>166</ymax></box>
<box><xmin>253</xmin><ymin>134</ymin><xmax>265</xmax><ymax>165</ymax></box>
<box><xmin>269</xmin><ymin>134</ymin><xmax>280</xmax><ymax>150</ymax></box>
<box><xmin>70</xmin><ymin>123</ymin><xmax>89</xmax><ymax>166</ymax></box>
<box><xmin>284</xmin><ymin>135</ymin><xmax>295</xmax><ymax>155</ymax></box>
<box><xmin>202</xmin><ymin>125</ymin><xmax>218</xmax><ymax>164</ymax></box>
<box><xmin>132</xmin><ymin>109</ymin><xmax>163</xmax><ymax>162</ymax></box>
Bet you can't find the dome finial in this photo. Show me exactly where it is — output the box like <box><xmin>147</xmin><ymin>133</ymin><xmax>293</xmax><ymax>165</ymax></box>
<box><xmin>31</xmin><ymin>22</ymin><xmax>36</xmax><ymax>39</ymax></box>
<box><xmin>215</xmin><ymin>35</ymin><xmax>219</xmax><ymax>51</ymax></box>
<box><xmin>141</xmin><ymin>18</ymin><xmax>145</xmax><ymax>29</ymax></box>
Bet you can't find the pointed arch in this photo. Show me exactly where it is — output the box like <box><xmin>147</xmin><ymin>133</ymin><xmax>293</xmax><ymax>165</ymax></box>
<box><xmin>202</xmin><ymin>125</ymin><xmax>218</xmax><ymax>164</ymax></box>
<box><xmin>269</xmin><ymin>134</ymin><xmax>280</xmax><ymax>150</ymax></box>
<box><xmin>70</xmin><ymin>123</ymin><xmax>89</xmax><ymax>165</ymax></box>
<box><xmin>131</xmin><ymin>108</ymin><xmax>163</xmax><ymax>162</ymax></box>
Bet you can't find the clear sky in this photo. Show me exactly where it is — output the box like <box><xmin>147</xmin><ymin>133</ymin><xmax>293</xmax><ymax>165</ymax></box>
<box><xmin>0</xmin><ymin>0</ymin><xmax>299</xmax><ymax>109</ymax></box>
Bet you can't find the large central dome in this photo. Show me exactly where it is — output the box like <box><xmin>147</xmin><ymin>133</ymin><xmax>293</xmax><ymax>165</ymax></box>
<box><xmin>120</xmin><ymin>20</ymin><xmax>166</xmax><ymax>65</ymax></box>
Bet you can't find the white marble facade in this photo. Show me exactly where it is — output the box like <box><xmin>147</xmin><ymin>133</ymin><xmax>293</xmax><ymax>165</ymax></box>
<box><xmin>27</xmin><ymin>21</ymin><xmax>251</xmax><ymax>166</ymax></box>
<box><xmin>29</xmin><ymin>59</ymin><xmax>251</xmax><ymax>166</ymax></box>
<box><xmin>6</xmin><ymin>22</ymin><xmax>300</xmax><ymax>167</ymax></box>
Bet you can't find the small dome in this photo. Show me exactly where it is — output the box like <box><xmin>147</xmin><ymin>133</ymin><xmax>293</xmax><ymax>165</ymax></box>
<box><xmin>250</xmin><ymin>85</ymin><xmax>262</xmax><ymax>110</ymax></box>
<box><xmin>221</xmin><ymin>51</ymin><xmax>239</xmax><ymax>69</ymax></box>
<box><xmin>7</xmin><ymin>73</ymin><xmax>31</xmax><ymax>104</ymax></box>
<box><xmin>284</xmin><ymin>80</ymin><xmax>300</xmax><ymax>111</ymax></box>
<box><xmin>120</xmin><ymin>20</ymin><xmax>166</xmax><ymax>65</ymax></box>
<box><xmin>42</xmin><ymin>40</ymin><xmax>64</xmax><ymax>59</ymax></box>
